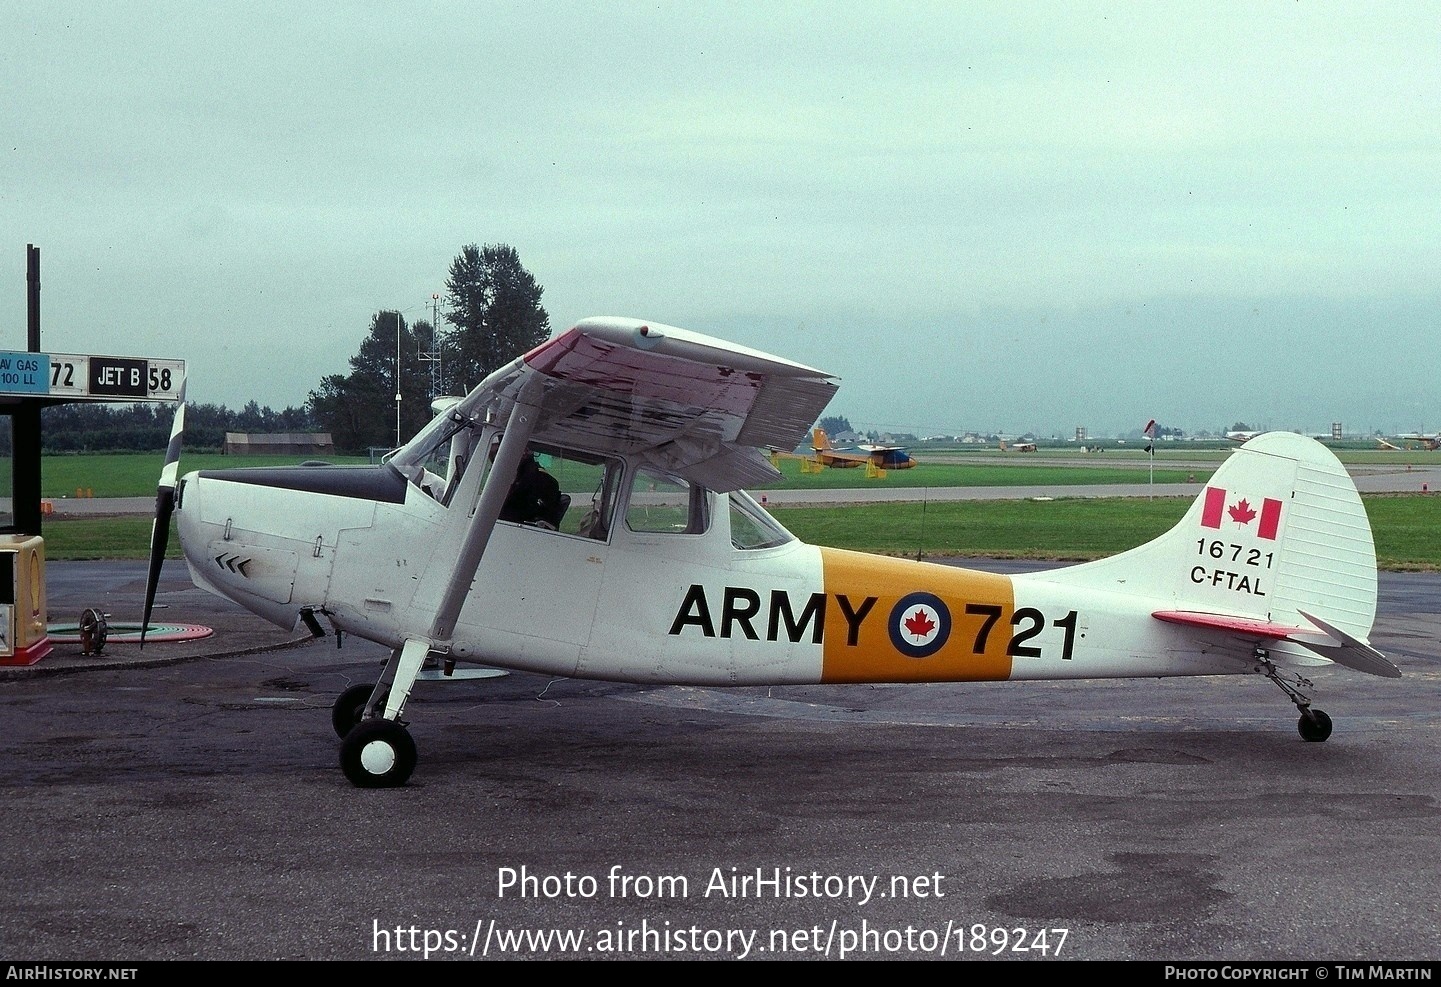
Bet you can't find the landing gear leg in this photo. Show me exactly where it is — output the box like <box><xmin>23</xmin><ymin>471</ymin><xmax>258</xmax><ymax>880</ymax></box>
<box><xmin>1253</xmin><ymin>647</ymin><xmax>1333</xmax><ymax>743</ymax></box>
<box><xmin>338</xmin><ymin>638</ymin><xmax>434</xmax><ymax>786</ymax></box>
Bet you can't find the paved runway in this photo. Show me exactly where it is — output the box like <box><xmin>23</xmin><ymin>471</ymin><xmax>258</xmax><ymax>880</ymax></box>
<box><xmin>1</xmin><ymin>561</ymin><xmax>1437</xmax><ymax>962</ymax></box>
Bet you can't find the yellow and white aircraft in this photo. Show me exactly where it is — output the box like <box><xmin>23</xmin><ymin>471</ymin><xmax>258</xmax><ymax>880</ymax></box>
<box><xmin>809</xmin><ymin>428</ymin><xmax>916</xmax><ymax>470</ymax></box>
<box><xmin>144</xmin><ymin>317</ymin><xmax>1399</xmax><ymax>788</ymax></box>
<box><xmin>1377</xmin><ymin>433</ymin><xmax>1439</xmax><ymax>451</ymax></box>
<box><xmin>1394</xmin><ymin>432</ymin><xmax>1441</xmax><ymax>451</ymax></box>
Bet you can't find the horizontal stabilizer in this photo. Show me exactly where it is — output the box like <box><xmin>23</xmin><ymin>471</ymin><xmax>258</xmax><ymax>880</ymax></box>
<box><xmin>1153</xmin><ymin>610</ymin><xmax>1318</xmax><ymax>641</ymax></box>
<box><xmin>1297</xmin><ymin>609</ymin><xmax>1402</xmax><ymax>679</ymax></box>
<box><xmin>1153</xmin><ymin>609</ymin><xmax>1400</xmax><ymax>678</ymax></box>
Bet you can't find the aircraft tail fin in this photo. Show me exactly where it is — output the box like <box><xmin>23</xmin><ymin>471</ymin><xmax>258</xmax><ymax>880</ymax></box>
<box><xmin>1044</xmin><ymin>432</ymin><xmax>1383</xmax><ymax>663</ymax></box>
<box><xmin>813</xmin><ymin>428</ymin><xmax>832</xmax><ymax>451</ymax></box>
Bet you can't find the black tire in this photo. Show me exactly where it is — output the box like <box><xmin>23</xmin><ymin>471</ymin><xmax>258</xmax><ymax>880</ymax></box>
<box><xmin>79</xmin><ymin>608</ymin><xmax>108</xmax><ymax>656</ymax></box>
<box><xmin>331</xmin><ymin>683</ymin><xmax>385</xmax><ymax>738</ymax></box>
<box><xmin>1298</xmin><ymin>709</ymin><xmax>1333</xmax><ymax>743</ymax></box>
<box><xmin>340</xmin><ymin>719</ymin><xmax>417</xmax><ymax>788</ymax></box>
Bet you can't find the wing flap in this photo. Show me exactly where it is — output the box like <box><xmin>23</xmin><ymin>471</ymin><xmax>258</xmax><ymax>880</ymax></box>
<box><xmin>736</xmin><ymin>375</ymin><xmax>845</xmax><ymax>450</ymax></box>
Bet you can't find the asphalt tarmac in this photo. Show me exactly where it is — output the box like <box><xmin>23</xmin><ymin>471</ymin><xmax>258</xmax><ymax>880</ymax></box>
<box><xmin>1</xmin><ymin>560</ymin><xmax>1438</xmax><ymax>963</ymax></box>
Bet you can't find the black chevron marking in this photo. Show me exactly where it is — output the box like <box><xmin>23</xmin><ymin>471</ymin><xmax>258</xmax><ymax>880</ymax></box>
<box><xmin>213</xmin><ymin>553</ymin><xmax>253</xmax><ymax>577</ymax></box>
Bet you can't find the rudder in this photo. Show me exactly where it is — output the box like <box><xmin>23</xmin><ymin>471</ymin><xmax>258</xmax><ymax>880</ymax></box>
<box><xmin>1048</xmin><ymin>432</ymin><xmax>1378</xmax><ymax>643</ymax></box>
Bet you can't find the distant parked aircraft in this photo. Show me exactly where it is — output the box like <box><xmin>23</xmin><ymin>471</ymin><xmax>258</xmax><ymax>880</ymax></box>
<box><xmin>808</xmin><ymin>429</ymin><xmax>916</xmax><ymax>470</ymax></box>
<box><xmin>1396</xmin><ymin>432</ymin><xmax>1441</xmax><ymax>451</ymax></box>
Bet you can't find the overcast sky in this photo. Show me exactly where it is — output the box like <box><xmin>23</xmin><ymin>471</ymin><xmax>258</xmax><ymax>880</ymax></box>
<box><xmin>4</xmin><ymin>2</ymin><xmax>1438</xmax><ymax>438</ymax></box>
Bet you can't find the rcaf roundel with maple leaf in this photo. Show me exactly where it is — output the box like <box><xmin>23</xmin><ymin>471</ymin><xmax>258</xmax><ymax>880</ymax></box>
<box><xmin>888</xmin><ymin>592</ymin><xmax>952</xmax><ymax>658</ymax></box>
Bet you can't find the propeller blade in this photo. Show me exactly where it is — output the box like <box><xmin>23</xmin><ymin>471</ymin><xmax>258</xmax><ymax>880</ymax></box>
<box><xmin>142</xmin><ymin>384</ymin><xmax>186</xmax><ymax>647</ymax></box>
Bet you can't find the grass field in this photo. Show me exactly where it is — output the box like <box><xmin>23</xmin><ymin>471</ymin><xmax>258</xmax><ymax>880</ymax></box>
<box><xmin>0</xmin><ymin>451</ymin><xmax>1211</xmax><ymax>500</ymax></box>
<box><xmin>772</xmin><ymin>492</ymin><xmax>1440</xmax><ymax>570</ymax></box>
<box><xmin>8</xmin><ymin>453</ymin><xmax>1435</xmax><ymax>567</ymax></box>
<box><xmin>16</xmin><ymin>447</ymin><xmax>1441</xmax><ymax>497</ymax></box>
<box><xmin>35</xmin><ymin>452</ymin><xmax>372</xmax><ymax>499</ymax></box>
<box><xmin>764</xmin><ymin>456</ymin><xmax>1203</xmax><ymax>488</ymax></box>
<box><xmin>32</xmin><ymin>492</ymin><xmax>1440</xmax><ymax>570</ymax></box>
<box><xmin>21</xmin><ymin>451</ymin><xmax>1197</xmax><ymax>497</ymax></box>
<box><xmin>920</xmin><ymin>444</ymin><xmax>1441</xmax><ymax>466</ymax></box>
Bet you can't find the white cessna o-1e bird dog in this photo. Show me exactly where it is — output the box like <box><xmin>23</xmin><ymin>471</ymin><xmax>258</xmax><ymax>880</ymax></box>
<box><xmin>143</xmin><ymin>317</ymin><xmax>1399</xmax><ymax>787</ymax></box>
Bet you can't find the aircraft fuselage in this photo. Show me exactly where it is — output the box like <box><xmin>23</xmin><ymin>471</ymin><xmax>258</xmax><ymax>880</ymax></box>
<box><xmin>173</xmin><ymin>461</ymin><xmax>1254</xmax><ymax>688</ymax></box>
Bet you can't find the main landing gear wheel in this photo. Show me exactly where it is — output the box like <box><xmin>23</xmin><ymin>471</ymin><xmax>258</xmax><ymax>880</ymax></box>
<box><xmin>331</xmin><ymin>683</ymin><xmax>389</xmax><ymax>739</ymax></box>
<box><xmin>340</xmin><ymin>719</ymin><xmax>417</xmax><ymax>788</ymax></box>
<box><xmin>1298</xmin><ymin>709</ymin><xmax>1333</xmax><ymax>743</ymax></box>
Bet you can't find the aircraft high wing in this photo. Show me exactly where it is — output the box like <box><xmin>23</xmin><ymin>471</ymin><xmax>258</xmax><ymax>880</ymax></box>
<box><xmin>148</xmin><ymin>316</ymin><xmax>1398</xmax><ymax>787</ymax></box>
<box><xmin>1394</xmin><ymin>432</ymin><xmax>1441</xmax><ymax>451</ymax></box>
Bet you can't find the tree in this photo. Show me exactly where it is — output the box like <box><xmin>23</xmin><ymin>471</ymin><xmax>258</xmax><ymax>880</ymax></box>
<box><xmin>300</xmin><ymin>243</ymin><xmax>547</xmax><ymax>454</ymax></box>
<box><xmin>440</xmin><ymin>243</ymin><xmax>549</xmax><ymax>394</ymax></box>
<box><xmin>36</xmin><ymin>400</ymin><xmax>315</xmax><ymax>453</ymax></box>
<box><xmin>308</xmin><ymin>311</ymin><xmax>433</xmax><ymax>453</ymax></box>
<box><xmin>819</xmin><ymin>415</ymin><xmax>853</xmax><ymax>436</ymax></box>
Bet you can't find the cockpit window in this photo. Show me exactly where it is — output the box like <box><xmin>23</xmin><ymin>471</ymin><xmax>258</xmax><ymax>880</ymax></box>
<box><xmin>520</xmin><ymin>445</ymin><xmax>621</xmax><ymax>540</ymax></box>
<box><xmin>729</xmin><ymin>491</ymin><xmax>794</xmax><ymax>550</ymax></box>
<box><xmin>626</xmin><ymin>468</ymin><xmax>710</xmax><ymax>534</ymax></box>
<box><xmin>390</xmin><ymin>408</ymin><xmax>622</xmax><ymax>539</ymax></box>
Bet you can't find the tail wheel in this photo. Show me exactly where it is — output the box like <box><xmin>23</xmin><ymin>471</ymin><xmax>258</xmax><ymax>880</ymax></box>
<box><xmin>340</xmin><ymin>719</ymin><xmax>417</xmax><ymax>788</ymax></box>
<box><xmin>1298</xmin><ymin>709</ymin><xmax>1333</xmax><ymax>743</ymax></box>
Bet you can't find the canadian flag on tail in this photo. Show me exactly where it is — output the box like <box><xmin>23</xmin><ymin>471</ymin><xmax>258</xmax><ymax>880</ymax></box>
<box><xmin>1201</xmin><ymin>486</ymin><xmax>1283</xmax><ymax>540</ymax></box>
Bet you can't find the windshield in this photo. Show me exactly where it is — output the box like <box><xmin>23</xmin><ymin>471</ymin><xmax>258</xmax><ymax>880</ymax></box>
<box><xmin>387</xmin><ymin>403</ymin><xmax>481</xmax><ymax>503</ymax></box>
<box><xmin>728</xmin><ymin>491</ymin><xmax>794</xmax><ymax>550</ymax></box>
<box><xmin>389</xmin><ymin>403</ymin><xmax>468</xmax><ymax>472</ymax></box>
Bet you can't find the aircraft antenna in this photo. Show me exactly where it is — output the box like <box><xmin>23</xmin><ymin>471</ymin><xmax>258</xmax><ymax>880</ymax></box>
<box><xmin>915</xmin><ymin>489</ymin><xmax>928</xmax><ymax>561</ymax></box>
<box><xmin>1143</xmin><ymin>418</ymin><xmax>1157</xmax><ymax>499</ymax></box>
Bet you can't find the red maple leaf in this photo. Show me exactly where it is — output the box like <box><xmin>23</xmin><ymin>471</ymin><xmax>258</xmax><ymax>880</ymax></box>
<box><xmin>903</xmin><ymin>608</ymin><xmax>936</xmax><ymax>639</ymax></box>
<box><xmin>1228</xmin><ymin>499</ymin><xmax>1257</xmax><ymax>525</ymax></box>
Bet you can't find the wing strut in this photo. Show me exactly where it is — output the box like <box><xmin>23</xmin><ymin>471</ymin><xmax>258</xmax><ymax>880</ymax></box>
<box><xmin>343</xmin><ymin>375</ymin><xmax>544</xmax><ymax>786</ymax></box>
<box><xmin>429</xmin><ymin>373</ymin><xmax>545</xmax><ymax>644</ymax></box>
